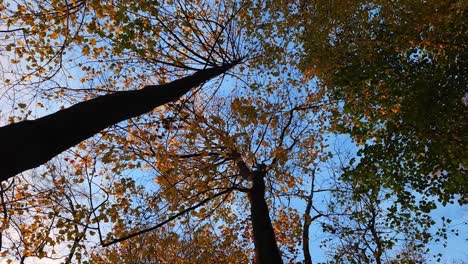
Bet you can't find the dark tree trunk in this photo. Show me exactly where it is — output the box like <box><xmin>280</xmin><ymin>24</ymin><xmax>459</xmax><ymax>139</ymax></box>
<box><xmin>0</xmin><ymin>63</ymin><xmax>237</xmax><ymax>181</ymax></box>
<box><xmin>303</xmin><ymin>198</ymin><xmax>313</xmax><ymax>264</ymax></box>
<box><xmin>248</xmin><ymin>172</ymin><xmax>283</xmax><ymax>264</ymax></box>
<box><xmin>303</xmin><ymin>170</ymin><xmax>321</xmax><ymax>264</ymax></box>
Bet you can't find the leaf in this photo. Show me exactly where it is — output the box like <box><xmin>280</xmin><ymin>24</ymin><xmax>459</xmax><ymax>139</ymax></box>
<box><xmin>17</xmin><ymin>5</ymin><xmax>27</xmax><ymax>13</ymax></box>
<box><xmin>50</xmin><ymin>32</ymin><xmax>59</xmax><ymax>39</ymax></box>
<box><xmin>82</xmin><ymin>45</ymin><xmax>90</xmax><ymax>56</ymax></box>
<box><xmin>89</xmin><ymin>38</ymin><xmax>97</xmax><ymax>46</ymax></box>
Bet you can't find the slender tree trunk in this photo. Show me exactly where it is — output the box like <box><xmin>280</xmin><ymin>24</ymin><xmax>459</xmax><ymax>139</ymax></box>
<box><xmin>0</xmin><ymin>62</ymin><xmax>237</xmax><ymax>181</ymax></box>
<box><xmin>248</xmin><ymin>172</ymin><xmax>283</xmax><ymax>264</ymax></box>
<box><xmin>303</xmin><ymin>169</ymin><xmax>320</xmax><ymax>264</ymax></box>
<box><xmin>303</xmin><ymin>197</ymin><xmax>313</xmax><ymax>264</ymax></box>
<box><xmin>369</xmin><ymin>203</ymin><xmax>383</xmax><ymax>264</ymax></box>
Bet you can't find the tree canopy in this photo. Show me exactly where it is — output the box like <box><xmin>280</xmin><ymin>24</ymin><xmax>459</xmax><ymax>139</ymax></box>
<box><xmin>0</xmin><ymin>0</ymin><xmax>465</xmax><ymax>263</ymax></box>
<box><xmin>299</xmin><ymin>0</ymin><xmax>467</xmax><ymax>205</ymax></box>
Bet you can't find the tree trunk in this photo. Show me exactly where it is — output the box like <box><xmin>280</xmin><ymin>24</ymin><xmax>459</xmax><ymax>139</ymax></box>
<box><xmin>303</xmin><ymin>198</ymin><xmax>313</xmax><ymax>264</ymax></box>
<box><xmin>303</xmin><ymin>170</ymin><xmax>320</xmax><ymax>264</ymax></box>
<box><xmin>0</xmin><ymin>62</ymin><xmax>237</xmax><ymax>181</ymax></box>
<box><xmin>248</xmin><ymin>173</ymin><xmax>283</xmax><ymax>264</ymax></box>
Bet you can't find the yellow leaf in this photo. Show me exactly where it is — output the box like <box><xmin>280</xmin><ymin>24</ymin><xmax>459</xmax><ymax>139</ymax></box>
<box><xmin>82</xmin><ymin>45</ymin><xmax>90</xmax><ymax>56</ymax></box>
<box><xmin>89</xmin><ymin>38</ymin><xmax>97</xmax><ymax>46</ymax></box>
<box><xmin>17</xmin><ymin>5</ymin><xmax>27</xmax><ymax>13</ymax></box>
<box><xmin>50</xmin><ymin>32</ymin><xmax>59</xmax><ymax>39</ymax></box>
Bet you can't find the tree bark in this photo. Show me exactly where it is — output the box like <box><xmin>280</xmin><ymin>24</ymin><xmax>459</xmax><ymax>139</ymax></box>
<box><xmin>0</xmin><ymin>62</ymin><xmax>237</xmax><ymax>181</ymax></box>
<box><xmin>248</xmin><ymin>172</ymin><xmax>283</xmax><ymax>264</ymax></box>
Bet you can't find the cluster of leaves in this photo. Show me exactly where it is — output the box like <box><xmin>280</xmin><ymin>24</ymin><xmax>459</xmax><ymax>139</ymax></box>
<box><xmin>90</xmin><ymin>225</ymin><xmax>249</xmax><ymax>264</ymax></box>
<box><xmin>1</xmin><ymin>0</ymin><xmax>243</xmax><ymax>118</ymax></box>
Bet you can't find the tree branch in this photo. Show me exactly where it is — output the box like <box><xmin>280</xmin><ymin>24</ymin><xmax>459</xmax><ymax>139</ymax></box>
<box><xmin>100</xmin><ymin>188</ymin><xmax>233</xmax><ymax>247</ymax></box>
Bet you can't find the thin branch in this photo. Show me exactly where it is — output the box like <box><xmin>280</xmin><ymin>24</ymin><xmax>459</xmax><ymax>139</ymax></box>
<box><xmin>100</xmin><ymin>188</ymin><xmax>233</xmax><ymax>247</ymax></box>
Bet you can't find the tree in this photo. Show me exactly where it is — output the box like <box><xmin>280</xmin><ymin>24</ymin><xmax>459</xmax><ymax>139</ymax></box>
<box><xmin>298</xmin><ymin>0</ymin><xmax>467</xmax><ymax>205</ymax></box>
<box><xmin>296</xmin><ymin>142</ymin><xmax>441</xmax><ymax>264</ymax></box>
<box><xmin>0</xmin><ymin>0</ymin><xmax>248</xmax><ymax>262</ymax></box>
<box><xmin>0</xmin><ymin>63</ymin><xmax>239</xmax><ymax>180</ymax></box>
<box><xmin>238</xmin><ymin>0</ymin><xmax>466</xmax><ymax>260</ymax></box>
<box><xmin>321</xmin><ymin>182</ymin><xmax>435</xmax><ymax>264</ymax></box>
<box><xmin>0</xmin><ymin>0</ymin><xmax>244</xmax><ymax>180</ymax></box>
<box><xmin>1</xmin><ymin>0</ymin><xmax>313</xmax><ymax>262</ymax></box>
<box><xmin>0</xmin><ymin>1</ymin><xmax>331</xmax><ymax>262</ymax></box>
<box><xmin>79</xmin><ymin>77</ymin><xmax>327</xmax><ymax>263</ymax></box>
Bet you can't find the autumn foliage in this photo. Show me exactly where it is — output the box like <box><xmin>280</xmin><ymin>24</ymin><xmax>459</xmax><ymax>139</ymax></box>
<box><xmin>0</xmin><ymin>0</ymin><xmax>465</xmax><ymax>263</ymax></box>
